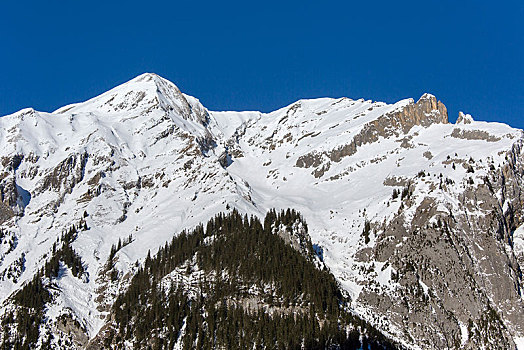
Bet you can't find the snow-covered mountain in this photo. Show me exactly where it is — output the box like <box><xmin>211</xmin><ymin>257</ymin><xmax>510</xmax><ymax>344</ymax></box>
<box><xmin>1</xmin><ymin>73</ymin><xmax>523</xmax><ymax>349</ymax></box>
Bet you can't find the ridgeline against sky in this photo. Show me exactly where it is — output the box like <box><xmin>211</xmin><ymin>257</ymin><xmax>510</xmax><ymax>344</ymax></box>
<box><xmin>1</xmin><ymin>0</ymin><xmax>522</xmax><ymax>127</ymax></box>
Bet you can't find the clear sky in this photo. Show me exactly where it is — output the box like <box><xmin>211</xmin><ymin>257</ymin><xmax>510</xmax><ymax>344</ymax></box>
<box><xmin>1</xmin><ymin>1</ymin><xmax>523</xmax><ymax>127</ymax></box>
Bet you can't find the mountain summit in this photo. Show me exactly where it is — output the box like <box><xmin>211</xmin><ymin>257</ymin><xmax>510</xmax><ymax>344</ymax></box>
<box><xmin>54</xmin><ymin>73</ymin><xmax>210</xmax><ymax>126</ymax></box>
<box><xmin>0</xmin><ymin>73</ymin><xmax>523</xmax><ymax>349</ymax></box>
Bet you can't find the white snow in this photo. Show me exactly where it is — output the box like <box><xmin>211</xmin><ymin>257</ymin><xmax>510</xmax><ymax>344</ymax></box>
<box><xmin>515</xmin><ymin>337</ymin><xmax>524</xmax><ymax>350</ymax></box>
<box><xmin>458</xmin><ymin>321</ymin><xmax>469</xmax><ymax>346</ymax></box>
<box><xmin>514</xmin><ymin>225</ymin><xmax>524</xmax><ymax>261</ymax></box>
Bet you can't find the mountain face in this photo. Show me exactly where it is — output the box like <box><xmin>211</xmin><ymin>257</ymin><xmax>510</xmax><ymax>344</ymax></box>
<box><xmin>0</xmin><ymin>73</ymin><xmax>523</xmax><ymax>349</ymax></box>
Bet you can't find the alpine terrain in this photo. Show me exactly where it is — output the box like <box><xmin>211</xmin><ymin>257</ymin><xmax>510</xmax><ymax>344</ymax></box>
<box><xmin>0</xmin><ymin>73</ymin><xmax>523</xmax><ymax>349</ymax></box>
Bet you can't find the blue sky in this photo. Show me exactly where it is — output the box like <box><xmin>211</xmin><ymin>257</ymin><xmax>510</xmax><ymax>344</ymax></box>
<box><xmin>1</xmin><ymin>1</ymin><xmax>523</xmax><ymax>127</ymax></box>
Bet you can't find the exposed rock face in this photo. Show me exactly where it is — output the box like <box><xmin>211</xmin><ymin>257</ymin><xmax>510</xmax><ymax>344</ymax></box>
<box><xmin>295</xmin><ymin>151</ymin><xmax>323</xmax><ymax>168</ymax></box>
<box><xmin>140</xmin><ymin>73</ymin><xmax>210</xmax><ymax>126</ymax></box>
<box><xmin>274</xmin><ymin>220</ymin><xmax>312</xmax><ymax>258</ymax></box>
<box><xmin>357</xmin><ymin>142</ymin><xmax>524</xmax><ymax>349</ymax></box>
<box><xmin>0</xmin><ymin>202</ymin><xmax>14</xmax><ymax>224</ymax></box>
<box><xmin>39</xmin><ymin>152</ymin><xmax>88</xmax><ymax>194</ymax></box>
<box><xmin>456</xmin><ymin>111</ymin><xmax>474</xmax><ymax>124</ymax></box>
<box><xmin>450</xmin><ymin>128</ymin><xmax>502</xmax><ymax>142</ymax></box>
<box><xmin>364</xmin><ymin>93</ymin><xmax>448</xmax><ymax>136</ymax></box>
<box><xmin>55</xmin><ymin>314</ymin><xmax>89</xmax><ymax>348</ymax></box>
<box><xmin>298</xmin><ymin>93</ymin><xmax>448</xmax><ymax>167</ymax></box>
<box><xmin>0</xmin><ymin>179</ymin><xmax>19</xmax><ymax>210</ymax></box>
<box><xmin>0</xmin><ymin>155</ymin><xmax>28</xmax><ymax>223</ymax></box>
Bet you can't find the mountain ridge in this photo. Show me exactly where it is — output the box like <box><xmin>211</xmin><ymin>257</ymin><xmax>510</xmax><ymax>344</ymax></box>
<box><xmin>0</xmin><ymin>73</ymin><xmax>523</xmax><ymax>349</ymax></box>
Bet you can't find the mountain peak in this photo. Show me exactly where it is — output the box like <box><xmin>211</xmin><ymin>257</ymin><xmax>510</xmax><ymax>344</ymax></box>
<box><xmin>414</xmin><ymin>92</ymin><xmax>448</xmax><ymax>124</ymax></box>
<box><xmin>52</xmin><ymin>73</ymin><xmax>210</xmax><ymax>126</ymax></box>
<box><xmin>418</xmin><ymin>92</ymin><xmax>436</xmax><ymax>101</ymax></box>
<box><xmin>131</xmin><ymin>72</ymin><xmax>162</xmax><ymax>81</ymax></box>
<box><xmin>115</xmin><ymin>72</ymin><xmax>183</xmax><ymax>100</ymax></box>
<box><xmin>125</xmin><ymin>72</ymin><xmax>174</xmax><ymax>90</ymax></box>
<box><xmin>355</xmin><ymin>92</ymin><xmax>448</xmax><ymax>138</ymax></box>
